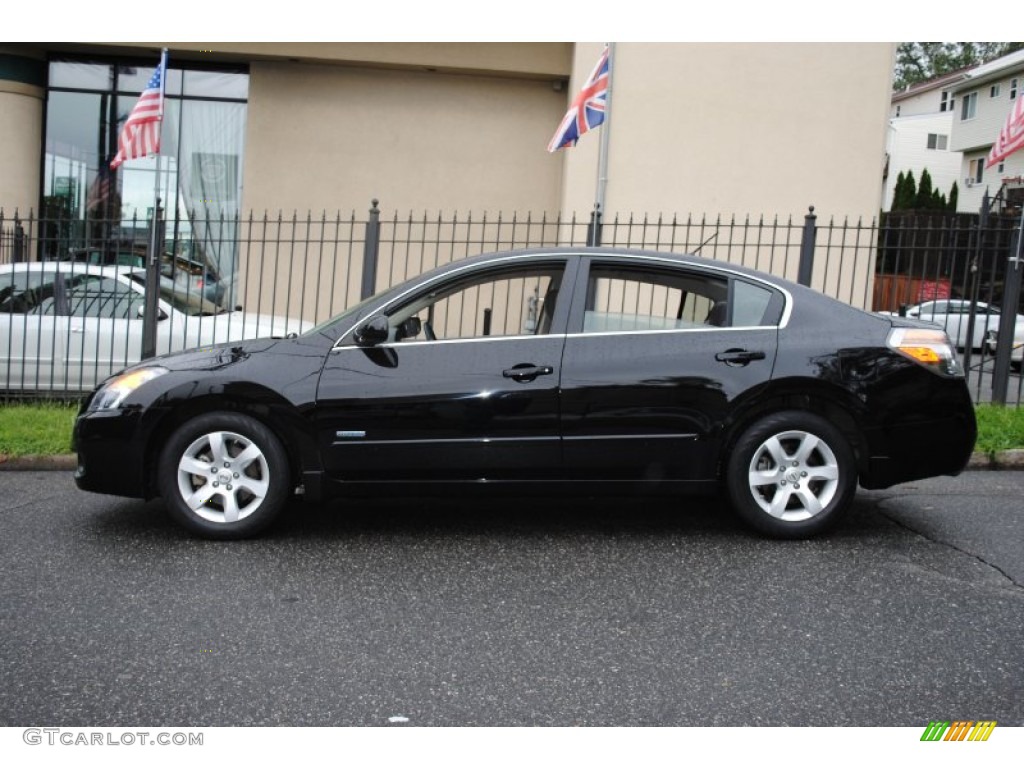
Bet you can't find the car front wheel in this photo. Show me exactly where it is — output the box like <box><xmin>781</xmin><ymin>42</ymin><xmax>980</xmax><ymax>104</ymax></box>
<box><xmin>158</xmin><ymin>412</ymin><xmax>291</xmax><ymax>539</ymax></box>
<box><xmin>726</xmin><ymin>411</ymin><xmax>857</xmax><ymax>538</ymax></box>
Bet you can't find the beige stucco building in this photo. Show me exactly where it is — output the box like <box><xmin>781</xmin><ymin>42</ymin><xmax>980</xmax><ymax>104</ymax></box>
<box><xmin>0</xmin><ymin>42</ymin><xmax>895</xmax><ymax>313</ymax></box>
<box><xmin>3</xmin><ymin>42</ymin><xmax>893</xmax><ymax>219</ymax></box>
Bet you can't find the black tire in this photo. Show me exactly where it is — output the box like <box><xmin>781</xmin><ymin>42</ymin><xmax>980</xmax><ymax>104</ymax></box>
<box><xmin>725</xmin><ymin>410</ymin><xmax>857</xmax><ymax>539</ymax></box>
<box><xmin>158</xmin><ymin>411</ymin><xmax>291</xmax><ymax>539</ymax></box>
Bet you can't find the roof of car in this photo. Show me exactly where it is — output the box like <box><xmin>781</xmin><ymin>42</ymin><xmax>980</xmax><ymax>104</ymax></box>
<box><xmin>0</xmin><ymin>262</ymin><xmax>140</xmax><ymax>276</ymax></box>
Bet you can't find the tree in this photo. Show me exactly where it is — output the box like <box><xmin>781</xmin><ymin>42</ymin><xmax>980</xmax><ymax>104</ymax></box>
<box><xmin>948</xmin><ymin>182</ymin><xmax>959</xmax><ymax>212</ymax></box>
<box><xmin>916</xmin><ymin>169</ymin><xmax>935</xmax><ymax>210</ymax></box>
<box><xmin>892</xmin><ymin>171</ymin><xmax>906</xmax><ymax>210</ymax></box>
<box><xmin>899</xmin><ymin>170</ymin><xmax>918</xmax><ymax>210</ymax></box>
<box><xmin>893</xmin><ymin>42</ymin><xmax>1024</xmax><ymax>90</ymax></box>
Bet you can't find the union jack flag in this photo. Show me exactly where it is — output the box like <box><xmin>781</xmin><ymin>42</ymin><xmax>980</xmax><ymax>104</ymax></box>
<box><xmin>987</xmin><ymin>91</ymin><xmax>1024</xmax><ymax>168</ymax></box>
<box><xmin>547</xmin><ymin>45</ymin><xmax>610</xmax><ymax>152</ymax></box>
<box><xmin>110</xmin><ymin>55</ymin><xmax>167</xmax><ymax>170</ymax></box>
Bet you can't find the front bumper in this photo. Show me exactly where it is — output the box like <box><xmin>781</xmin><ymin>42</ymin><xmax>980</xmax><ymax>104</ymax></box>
<box><xmin>73</xmin><ymin>407</ymin><xmax>149</xmax><ymax>499</ymax></box>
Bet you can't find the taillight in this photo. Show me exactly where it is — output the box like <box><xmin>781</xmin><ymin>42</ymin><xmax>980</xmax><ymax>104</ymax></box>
<box><xmin>887</xmin><ymin>327</ymin><xmax>963</xmax><ymax>377</ymax></box>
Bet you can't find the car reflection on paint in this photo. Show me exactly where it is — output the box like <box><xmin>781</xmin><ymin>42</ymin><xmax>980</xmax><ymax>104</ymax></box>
<box><xmin>73</xmin><ymin>248</ymin><xmax>976</xmax><ymax>540</ymax></box>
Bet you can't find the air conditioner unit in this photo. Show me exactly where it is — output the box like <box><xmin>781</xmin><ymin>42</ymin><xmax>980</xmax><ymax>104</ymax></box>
<box><xmin>965</xmin><ymin>178</ymin><xmax>977</xmax><ymax>187</ymax></box>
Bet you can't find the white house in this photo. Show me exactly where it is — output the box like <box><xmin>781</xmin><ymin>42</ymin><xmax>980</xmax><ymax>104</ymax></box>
<box><xmin>950</xmin><ymin>48</ymin><xmax>1024</xmax><ymax>213</ymax></box>
<box><xmin>885</xmin><ymin>70</ymin><xmax>968</xmax><ymax>211</ymax></box>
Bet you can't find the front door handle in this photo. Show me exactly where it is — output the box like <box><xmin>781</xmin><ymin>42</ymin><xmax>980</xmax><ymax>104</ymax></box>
<box><xmin>715</xmin><ymin>349</ymin><xmax>766</xmax><ymax>366</ymax></box>
<box><xmin>502</xmin><ymin>364</ymin><xmax>554</xmax><ymax>382</ymax></box>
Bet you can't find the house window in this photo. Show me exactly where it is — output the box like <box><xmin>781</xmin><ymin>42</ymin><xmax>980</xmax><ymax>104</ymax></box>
<box><xmin>991</xmin><ymin>83</ymin><xmax>1001</xmax><ymax>98</ymax></box>
<box><xmin>969</xmin><ymin>158</ymin><xmax>984</xmax><ymax>184</ymax></box>
<box><xmin>961</xmin><ymin>91</ymin><xmax>978</xmax><ymax>120</ymax></box>
<box><xmin>940</xmin><ymin>91</ymin><xmax>954</xmax><ymax>112</ymax></box>
<box><xmin>1012</xmin><ymin>79</ymin><xmax>1019</xmax><ymax>99</ymax></box>
<box><xmin>926</xmin><ymin>133</ymin><xmax>948</xmax><ymax>150</ymax></box>
<box><xmin>895</xmin><ymin>105</ymin><xmax>901</xmax><ymax>117</ymax></box>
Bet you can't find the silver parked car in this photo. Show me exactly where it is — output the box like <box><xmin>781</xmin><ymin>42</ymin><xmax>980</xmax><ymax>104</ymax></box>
<box><xmin>0</xmin><ymin>262</ymin><xmax>310</xmax><ymax>392</ymax></box>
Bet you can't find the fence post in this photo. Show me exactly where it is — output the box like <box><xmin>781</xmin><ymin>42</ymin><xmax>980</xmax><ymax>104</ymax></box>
<box><xmin>587</xmin><ymin>204</ymin><xmax>603</xmax><ymax>247</ymax></box>
<box><xmin>961</xmin><ymin>190</ymin><xmax>989</xmax><ymax>376</ymax></box>
<box><xmin>797</xmin><ymin>205</ymin><xmax>816</xmax><ymax>287</ymax></box>
<box><xmin>361</xmin><ymin>198</ymin><xmax>381</xmax><ymax>299</ymax></box>
<box><xmin>13</xmin><ymin>220</ymin><xmax>25</xmax><ymax>263</ymax></box>
<box><xmin>991</xmin><ymin>218</ymin><xmax>1023</xmax><ymax>405</ymax></box>
<box><xmin>141</xmin><ymin>201</ymin><xmax>164</xmax><ymax>360</ymax></box>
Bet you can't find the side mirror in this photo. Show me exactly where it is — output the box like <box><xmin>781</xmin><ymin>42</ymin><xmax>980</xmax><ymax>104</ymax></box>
<box><xmin>354</xmin><ymin>316</ymin><xmax>389</xmax><ymax>346</ymax></box>
<box><xmin>898</xmin><ymin>304</ymin><xmax>908</xmax><ymax>317</ymax></box>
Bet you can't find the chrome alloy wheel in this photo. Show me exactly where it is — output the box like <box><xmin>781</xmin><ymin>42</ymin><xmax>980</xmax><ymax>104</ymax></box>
<box><xmin>175</xmin><ymin>430</ymin><xmax>270</xmax><ymax>524</ymax></box>
<box><xmin>746</xmin><ymin>429</ymin><xmax>840</xmax><ymax>522</ymax></box>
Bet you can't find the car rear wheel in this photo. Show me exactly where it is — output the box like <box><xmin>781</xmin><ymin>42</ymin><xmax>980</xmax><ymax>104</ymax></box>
<box><xmin>158</xmin><ymin>412</ymin><xmax>291</xmax><ymax>539</ymax></box>
<box><xmin>726</xmin><ymin>411</ymin><xmax>857</xmax><ymax>538</ymax></box>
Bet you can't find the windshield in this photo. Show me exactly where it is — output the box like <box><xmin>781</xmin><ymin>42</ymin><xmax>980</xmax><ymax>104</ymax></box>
<box><xmin>128</xmin><ymin>272</ymin><xmax>227</xmax><ymax>317</ymax></box>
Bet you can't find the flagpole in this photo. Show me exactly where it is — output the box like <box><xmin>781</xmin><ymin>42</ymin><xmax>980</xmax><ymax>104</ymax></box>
<box><xmin>592</xmin><ymin>42</ymin><xmax>616</xmax><ymax>246</ymax></box>
<box><xmin>142</xmin><ymin>48</ymin><xmax>169</xmax><ymax>360</ymax></box>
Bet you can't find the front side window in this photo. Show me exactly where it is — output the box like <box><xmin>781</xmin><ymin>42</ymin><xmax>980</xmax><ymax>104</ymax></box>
<box><xmin>385</xmin><ymin>265</ymin><xmax>565</xmax><ymax>342</ymax></box>
<box><xmin>927</xmin><ymin>133</ymin><xmax>948</xmax><ymax>150</ymax></box>
<box><xmin>65</xmin><ymin>275</ymin><xmax>144</xmax><ymax>319</ymax></box>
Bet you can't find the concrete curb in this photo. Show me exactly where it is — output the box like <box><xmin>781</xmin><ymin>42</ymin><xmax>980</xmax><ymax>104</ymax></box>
<box><xmin>1</xmin><ymin>451</ymin><xmax>1024</xmax><ymax>472</ymax></box>
<box><xmin>0</xmin><ymin>454</ymin><xmax>77</xmax><ymax>471</ymax></box>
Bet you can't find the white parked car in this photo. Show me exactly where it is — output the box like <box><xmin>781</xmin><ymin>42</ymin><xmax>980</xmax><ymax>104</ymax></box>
<box><xmin>984</xmin><ymin>330</ymin><xmax>1024</xmax><ymax>371</ymax></box>
<box><xmin>881</xmin><ymin>300</ymin><xmax>1024</xmax><ymax>350</ymax></box>
<box><xmin>0</xmin><ymin>262</ymin><xmax>311</xmax><ymax>392</ymax></box>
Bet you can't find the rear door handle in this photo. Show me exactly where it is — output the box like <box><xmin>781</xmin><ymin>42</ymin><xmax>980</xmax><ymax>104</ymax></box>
<box><xmin>502</xmin><ymin>364</ymin><xmax>554</xmax><ymax>382</ymax></box>
<box><xmin>715</xmin><ymin>349</ymin><xmax>766</xmax><ymax>366</ymax></box>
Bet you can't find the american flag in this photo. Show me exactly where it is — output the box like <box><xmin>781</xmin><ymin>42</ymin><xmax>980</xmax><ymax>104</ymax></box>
<box><xmin>986</xmin><ymin>91</ymin><xmax>1024</xmax><ymax>168</ymax></box>
<box><xmin>110</xmin><ymin>55</ymin><xmax>166</xmax><ymax>170</ymax></box>
<box><xmin>547</xmin><ymin>45</ymin><xmax>610</xmax><ymax>152</ymax></box>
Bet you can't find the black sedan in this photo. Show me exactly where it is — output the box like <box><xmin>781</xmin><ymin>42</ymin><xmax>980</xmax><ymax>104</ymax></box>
<box><xmin>73</xmin><ymin>248</ymin><xmax>976</xmax><ymax>539</ymax></box>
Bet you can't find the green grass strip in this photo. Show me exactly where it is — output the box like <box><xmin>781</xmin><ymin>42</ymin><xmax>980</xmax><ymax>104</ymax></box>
<box><xmin>0</xmin><ymin>402</ymin><xmax>78</xmax><ymax>457</ymax></box>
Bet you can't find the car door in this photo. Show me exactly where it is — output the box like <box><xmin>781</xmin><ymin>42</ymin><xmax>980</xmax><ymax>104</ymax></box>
<box><xmin>559</xmin><ymin>257</ymin><xmax>782</xmax><ymax>483</ymax></box>
<box><xmin>315</xmin><ymin>257</ymin><xmax>576</xmax><ymax>482</ymax></box>
<box><xmin>0</xmin><ymin>268</ymin><xmax>67</xmax><ymax>391</ymax></box>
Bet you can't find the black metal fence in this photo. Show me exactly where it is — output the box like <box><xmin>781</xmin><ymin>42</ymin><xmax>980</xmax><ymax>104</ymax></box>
<box><xmin>1</xmin><ymin>201</ymin><xmax>1022</xmax><ymax>404</ymax></box>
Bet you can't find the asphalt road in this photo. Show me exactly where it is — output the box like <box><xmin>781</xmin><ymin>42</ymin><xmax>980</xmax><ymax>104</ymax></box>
<box><xmin>0</xmin><ymin>471</ymin><xmax>1021</xmax><ymax>727</ymax></box>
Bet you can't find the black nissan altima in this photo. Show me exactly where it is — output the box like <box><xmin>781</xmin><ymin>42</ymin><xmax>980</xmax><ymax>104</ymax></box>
<box><xmin>73</xmin><ymin>248</ymin><xmax>976</xmax><ymax>539</ymax></box>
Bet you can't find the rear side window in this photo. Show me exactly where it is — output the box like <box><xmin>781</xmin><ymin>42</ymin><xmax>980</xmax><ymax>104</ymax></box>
<box><xmin>0</xmin><ymin>271</ymin><xmax>60</xmax><ymax>315</ymax></box>
<box><xmin>578</xmin><ymin>263</ymin><xmax>784</xmax><ymax>332</ymax></box>
<box><xmin>583</xmin><ymin>264</ymin><xmax>728</xmax><ymax>333</ymax></box>
<box><xmin>732</xmin><ymin>279</ymin><xmax>783</xmax><ymax>327</ymax></box>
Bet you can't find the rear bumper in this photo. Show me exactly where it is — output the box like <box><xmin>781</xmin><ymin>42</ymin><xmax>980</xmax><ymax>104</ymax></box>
<box><xmin>860</xmin><ymin>383</ymin><xmax>976</xmax><ymax>490</ymax></box>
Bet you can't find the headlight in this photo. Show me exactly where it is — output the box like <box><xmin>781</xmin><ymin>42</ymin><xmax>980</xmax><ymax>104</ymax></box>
<box><xmin>88</xmin><ymin>367</ymin><xmax>168</xmax><ymax>411</ymax></box>
<box><xmin>887</xmin><ymin>328</ymin><xmax>962</xmax><ymax>377</ymax></box>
